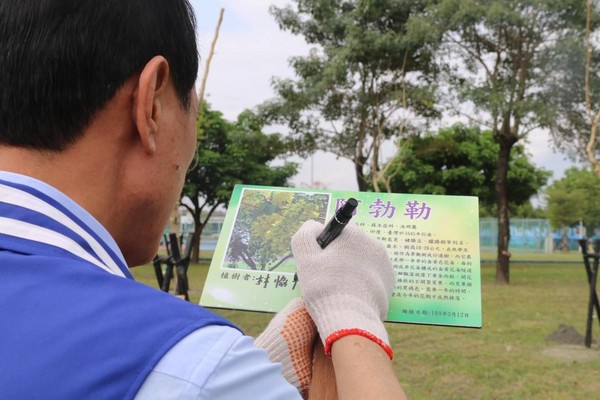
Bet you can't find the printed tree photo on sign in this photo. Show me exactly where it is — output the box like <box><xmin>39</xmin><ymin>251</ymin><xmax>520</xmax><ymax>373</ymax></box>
<box><xmin>224</xmin><ymin>188</ymin><xmax>329</xmax><ymax>272</ymax></box>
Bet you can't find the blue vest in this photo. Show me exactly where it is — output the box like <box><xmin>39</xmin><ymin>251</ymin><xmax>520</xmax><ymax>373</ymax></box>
<box><xmin>0</xmin><ymin>173</ymin><xmax>238</xmax><ymax>399</ymax></box>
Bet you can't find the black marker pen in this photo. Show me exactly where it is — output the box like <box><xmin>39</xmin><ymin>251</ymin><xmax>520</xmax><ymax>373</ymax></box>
<box><xmin>316</xmin><ymin>198</ymin><xmax>358</xmax><ymax>248</ymax></box>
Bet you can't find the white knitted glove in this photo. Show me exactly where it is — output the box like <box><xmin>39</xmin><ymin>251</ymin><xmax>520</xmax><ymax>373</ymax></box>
<box><xmin>254</xmin><ymin>297</ymin><xmax>317</xmax><ymax>399</ymax></box>
<box><xmin>291</xmin><ymin>220</ymin><xmax>395</xmax><ymax>359</ymax></box>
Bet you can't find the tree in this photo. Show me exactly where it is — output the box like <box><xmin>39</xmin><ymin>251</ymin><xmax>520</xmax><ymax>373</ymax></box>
<box><xmin>182</xmin><ymin>103</ymin><xmax>298</xmax><ymax>261</ymax></box>
<box><xmin>225</xmin><ymin>189</ymin><xmax>328</xmax><ymax>271</ymax></box>
<box><xmin>381</xmin><ymin>124</ymin><xmax>551</xmax><ymax>216</ymax></box>
<box><xmin>545</xmin><ymin>167</ymin><xmax>600</xmax><ymax>240</ymax></box>
<box><xmin>545</xmin><ymin>1</ymin><xmax>600</xmax><ymax>173</ymax></box>
<box><xmin>421</xmin><ymin>0</ymin><xmax>587</xmax><ymax>283</ymax></box>
<box><xmin>545</xmin><ymin>187</ymin><xmax>585</xmax><ymax>251</ymax></box>
<box><xmin>263</xmin><ymin>0</ymin><xmax>439</xmax><ymax>191</ymax></box>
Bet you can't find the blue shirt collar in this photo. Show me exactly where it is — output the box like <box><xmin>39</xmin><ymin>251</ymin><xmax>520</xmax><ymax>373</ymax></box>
<box><xmin>0</xmin><ymin>171</ymin><xmax>132</xmax><ymax>279</ymax></box>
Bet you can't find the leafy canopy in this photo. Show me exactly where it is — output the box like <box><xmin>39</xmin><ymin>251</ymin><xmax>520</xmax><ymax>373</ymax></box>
<box><xmin>381</xmin><ymin>124</ymin><xmax>551</xmax><ymax>217</ymax></box>
<box><xmin>545</xmin><ymin>167</ymin><xmax>600</xmax><ymax>235</ymax></box>
<box><xmin>184</xmin><ymin>103</ymin><xmax>298</xmax><ymax>208</ymax></box>
<box><xmin>264</xmin><ymin>0</ymin><xmax>439</xmax><ymax>190</ymax></box>
<box><xmin>226</xmin><ymin>190</ymin><xmax>328</xmax><ymax>271</ymax></box>
<box><xmin>181</xmin><ymin>103</ymin><xmax>298</xmax><ymax>260</ymax></box>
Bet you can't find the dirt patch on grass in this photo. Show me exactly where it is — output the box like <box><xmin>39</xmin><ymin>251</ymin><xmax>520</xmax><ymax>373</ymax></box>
<box><xmin>543</xmin><ymin>324</ymin><xmax>599</xmax><ymax>362</ymax></box>
<box><xmin>545</xmin><ymin>324</ymin><xmax>588</xmax><ymax>346</ymax></box>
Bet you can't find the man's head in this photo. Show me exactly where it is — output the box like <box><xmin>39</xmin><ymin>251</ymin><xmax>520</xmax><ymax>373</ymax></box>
<box><xmin>0</xmin><ymin>0</ymin><xmax>200</xmax><ymax>266</ymax></box>
<box><xmin>0</xmin><ymin>0</ymin><xmax>198</xmax><ymax>150</ymax></box>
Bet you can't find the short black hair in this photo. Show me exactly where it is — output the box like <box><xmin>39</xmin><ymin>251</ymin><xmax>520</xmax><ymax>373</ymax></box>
<box><xmin>0</xmin><ymin>0</ymin><xmax>198</xmax><ymax>150</ymax></box>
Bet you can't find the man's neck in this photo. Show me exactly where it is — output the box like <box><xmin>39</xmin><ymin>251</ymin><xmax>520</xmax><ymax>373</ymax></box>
<box><xmin>0</xmin><ymin>139</ymin><xmax>123</xmax><ymax>240</ymax></box>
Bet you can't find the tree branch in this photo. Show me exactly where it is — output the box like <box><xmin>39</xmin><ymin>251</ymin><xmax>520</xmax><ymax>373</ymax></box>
<box><xmin>446</xmin><ymin>34</ymin><xmax>494</xmax><ymax>81</ymax></box>
<box><xmin>268</xmin><ymin>253</ymin><xmax>293</xmax><ymax>271</ymax></box>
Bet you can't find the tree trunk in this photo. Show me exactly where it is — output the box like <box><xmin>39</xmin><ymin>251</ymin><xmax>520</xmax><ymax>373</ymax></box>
<box><xmin>495</xmin><ymin>135</ymin><xmax>514</xmax><ymax>285</ymax></box>
<box><xmin>355</xmin><ymin>158</ymin><xmax>369</xmax><ymax>192</ymax></box>
<box><xmin>190</xmin><ymin>202</ymin><xmax>221</xmax><ymax>262</ymax></box>
<box><xmin>561</xmin><ymin>225</ymin><xmax>569</xmax><ymax>252</ymax></box>
<box><xmin>191</xmin><ymin>216</ymin><xmax>203</xmax><ymax>262</ymax></box>
<box><xmin>190</xmin><ymin>194</ymin><xmax>202</xmax><ymax>262</ymax></box>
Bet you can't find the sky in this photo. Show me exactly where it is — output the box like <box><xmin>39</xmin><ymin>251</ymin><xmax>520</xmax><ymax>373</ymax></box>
<box><xmin>190</xmin><ymin>0</ymin><xmax>577</xmax><ymax>193</ymax></box>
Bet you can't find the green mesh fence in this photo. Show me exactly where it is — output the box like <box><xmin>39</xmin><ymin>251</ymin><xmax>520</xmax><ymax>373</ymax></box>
<box><xmin>171</xmin><ymin>216</ymin><xmax>576</xmax><ymax>254</ymax></box>
<box><xmin>479</xmin><ymin>218</ymin><xmax>556</xmax><ymax>253</ymax></box>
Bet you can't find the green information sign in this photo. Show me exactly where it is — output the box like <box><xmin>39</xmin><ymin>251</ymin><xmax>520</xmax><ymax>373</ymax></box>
<box><xmin>200</xmin><ymin>185</ymin><xmax>482</xmax><ymax>328</ymax></box>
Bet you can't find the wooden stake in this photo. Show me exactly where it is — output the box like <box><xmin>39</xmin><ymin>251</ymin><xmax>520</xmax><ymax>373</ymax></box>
<box><xmin>309</xmin><ymin>341</ymin><xmax>338</xmax><ymax>400</ymax></box>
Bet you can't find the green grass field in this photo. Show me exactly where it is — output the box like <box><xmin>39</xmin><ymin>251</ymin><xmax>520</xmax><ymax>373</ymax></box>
<box><xmin>131</xmin><ymin>256</ymin><xmax>600</xmax><ymax>399</ymax></box>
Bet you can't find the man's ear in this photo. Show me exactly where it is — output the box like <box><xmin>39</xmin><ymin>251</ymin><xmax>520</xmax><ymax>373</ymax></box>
<box><xmin>132</xmin><ymin>56</ymin><xmax>170</xmax><ymax>154</ymax></box>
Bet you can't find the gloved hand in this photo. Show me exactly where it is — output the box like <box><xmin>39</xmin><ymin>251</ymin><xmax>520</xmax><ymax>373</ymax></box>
<box><xmin>291</xmin><ymin>220</ymin><xmax>395</xmax><ymax>359</ymax></box>
<box><xmin>254</xmin><ymin>297</ymin><xmax>317</xmax><ymax>399</ymax></box>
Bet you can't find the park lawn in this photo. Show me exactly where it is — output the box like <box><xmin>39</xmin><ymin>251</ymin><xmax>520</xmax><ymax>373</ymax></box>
<box><xmin>131</xmin><ymin>259</ymin><xmax>600</xmax><ymax>400</ymax></box>
<box><xmin>480</xmin><ymin>251</ymin><xmax>581</xmax><ymax>263</ymax></box>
